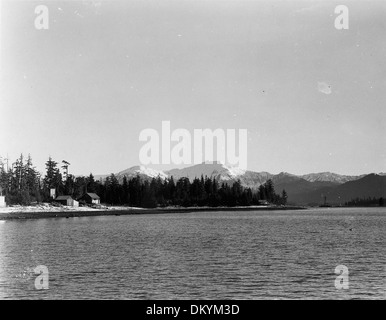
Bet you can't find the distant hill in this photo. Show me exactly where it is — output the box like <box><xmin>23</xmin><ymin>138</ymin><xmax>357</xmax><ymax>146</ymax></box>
<box><xmin>272</xmin><ymin>172</ymin><xmax>339</xmax><ymax>203</ymax></box>
<box><xmin>300</xmin><ymin>172</ymin><xmax>364</xmax><ymax>183</ymax></box>
<box><xmin>93</xmin><ymin>174</ymin><xmax>108</xmax><ymax>182</ymax></box>
<box><xmin>288</xmin><ymin>174</ymin><xmax>386</xmax><ymax>205</ymax></box>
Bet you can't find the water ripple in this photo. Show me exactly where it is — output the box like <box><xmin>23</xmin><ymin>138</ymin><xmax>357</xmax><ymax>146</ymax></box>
<box><xmin>0</xmin><ymin>207</ymin><xmax>385</xmax><ymax>299</ymax></box>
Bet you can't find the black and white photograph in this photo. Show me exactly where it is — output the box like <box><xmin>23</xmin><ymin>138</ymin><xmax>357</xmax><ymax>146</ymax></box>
<box><xmin>0</xmin><ymin>0</ymin><xmax>385</xmax><ymax>305</ymax></box>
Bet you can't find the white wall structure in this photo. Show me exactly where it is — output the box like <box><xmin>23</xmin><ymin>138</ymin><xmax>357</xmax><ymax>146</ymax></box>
<box><xmin>0</xmin><ymin>196</ymin><xmax>6</xmax><ymax>208</ymax></box>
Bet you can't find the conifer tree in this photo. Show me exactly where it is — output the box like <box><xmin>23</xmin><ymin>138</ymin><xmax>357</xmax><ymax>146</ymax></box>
<box><xmin>43</xmin><ymin>156</ymin><xmax>63</xmax><ymax>200</ymax></box>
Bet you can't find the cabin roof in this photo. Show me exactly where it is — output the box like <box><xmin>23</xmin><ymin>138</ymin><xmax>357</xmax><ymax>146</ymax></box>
<box><xmin>84</xmin><ymin>192</ymin><xmax>100</xmax><ymax>199</ymax></box>
<box><xmin>56</xmin><ymin>195</ymin><xmax>73</xmax><ymax>200</ymax></box>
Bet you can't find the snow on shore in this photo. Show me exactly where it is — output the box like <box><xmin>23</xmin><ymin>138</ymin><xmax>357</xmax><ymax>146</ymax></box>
<box><xmin>0</xmin><ymin>204</ymin><xmax>145</xmax><ymax>214</ymax></box>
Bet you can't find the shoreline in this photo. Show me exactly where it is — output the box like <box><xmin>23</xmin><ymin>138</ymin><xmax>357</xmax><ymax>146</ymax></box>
<box><xmin>0</xmin><ymin>205</ymin><xmax>307</xmax><ymax>221</ymax></box>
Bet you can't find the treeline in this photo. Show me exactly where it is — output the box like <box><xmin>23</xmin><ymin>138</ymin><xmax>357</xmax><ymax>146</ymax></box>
<box><xmin>345</xmin><ymin>197</ymin><xmax>384</xmax><ymax>207</ymax></box>
<box><xmin>0</xmin><ymin>154</ymin><xmax>288</xmax><ymax>208</ymax></box>
<box><xmin>0</xmin><ymin>154</ymin><xmax>98</xmax><ymax>205</ymax></box>
<box><xmin>0</xmin><ymin>154</ymin><xmax>42</xmax><ymax>205</ymax></box>
<box><xmin>99</xmin><ymin>174</ymin><xmax>288</xmax><ymax>208</ymax></box>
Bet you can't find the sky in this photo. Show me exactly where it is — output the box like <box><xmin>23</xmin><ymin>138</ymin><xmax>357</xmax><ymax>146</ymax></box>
<box><xmin>0</xmin><ymin>0</ymin><xmax>385</xmax><ymax>176</ymax></box>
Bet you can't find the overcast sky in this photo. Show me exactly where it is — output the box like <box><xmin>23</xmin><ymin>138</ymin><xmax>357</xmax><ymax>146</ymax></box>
<box><xmin>1</xmin><ymin>0</ymin><xmax>385</xmax><ymax>176</ymax></box>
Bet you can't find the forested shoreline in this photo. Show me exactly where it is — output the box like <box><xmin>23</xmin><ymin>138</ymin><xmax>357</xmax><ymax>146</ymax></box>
<box><xmin>345</xmin><ymin>197</ymin><xmax>384</xmax><ymax>207</ymax></box>
<box><xmin>0</xmin><ymin>154</ymin><xmax>288</xmax><ymax>208</ymax></box>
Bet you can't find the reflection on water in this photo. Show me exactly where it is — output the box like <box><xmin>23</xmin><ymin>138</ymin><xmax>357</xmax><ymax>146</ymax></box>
<box><xmin>0</xmin><ymin>208</ymin><xmax>385</xmax><ymax>299</ymax></box>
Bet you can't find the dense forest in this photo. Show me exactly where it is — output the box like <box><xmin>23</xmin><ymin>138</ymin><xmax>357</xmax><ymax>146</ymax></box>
<box><xmin>0</xmin><ymin>154</ymin><xmax>288</xmax><ymax>208</ymax></box>
<box><xmin>345</xmin><ymin>197</ymin><xmax>384</xmax><ymax>207</ymax></box>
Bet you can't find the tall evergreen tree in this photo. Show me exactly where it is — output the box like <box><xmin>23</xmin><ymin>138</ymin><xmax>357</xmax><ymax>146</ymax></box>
<box><xmin>281</xmin><ymin>189</ymin><xmax>288</xmax><ymax>205</ymax></box>
<box><xmin>122</xmin><ymin>176</ymin><xmax>130</xmax><ymax>204</ymax></box>
<box><xmin>43</xmin><ymin>156</ymin><xmax>63</xmax><ymax>200</ymax></box>
<box><xmin>87</xmin><ymin>173</ymin><xmax>97</xmax><ymax>193</ymax></box>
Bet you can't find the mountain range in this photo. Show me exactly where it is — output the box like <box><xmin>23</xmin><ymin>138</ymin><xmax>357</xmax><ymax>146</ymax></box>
<box><xmin>95</xmin><ymin>162</ymin><xmax>386</xmax><ymax>206</ymax></box>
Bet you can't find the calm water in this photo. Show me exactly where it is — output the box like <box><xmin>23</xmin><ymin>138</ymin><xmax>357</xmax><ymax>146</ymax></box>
<box><xmin>0</xmin><ymin>208</ymin><xmax>385</xmax><ymax>300</ymax></box>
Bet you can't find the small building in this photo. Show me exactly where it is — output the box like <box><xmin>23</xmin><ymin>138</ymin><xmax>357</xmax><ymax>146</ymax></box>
<box><xmin>78</xmin><ymin>193</ymin><xmax>100</xmax><ymax>205</ymax></box>
<box><xmin>258</xmin><ymin>200</ymin><xmax>269</xmax><ymax>205</ymax></box>
<box><xmin>55</xmin><ymin>195</ymin><xmax>79</xmax><ymax>207</ymax></box>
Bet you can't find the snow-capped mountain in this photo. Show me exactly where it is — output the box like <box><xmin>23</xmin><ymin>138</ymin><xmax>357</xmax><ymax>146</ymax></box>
<box><xmin>98</xmin><ymin>163</ymin><xmax>367</xmax><ymax>189</ymax></box>
<box><xmin>165</xmin><ymin>162</ymin><xmax>278</xmax><ymax>189</ymax></box>
<box><xmin>300</xmin><ymin>172</ymin><xmax>363</xmax><ymax>184</ymax></box>
<box><xmin>116</xmin><ymin>165</ymin><xmax>168</xmax><ymax>182</ymax></box>
<box><xmin>238</xmin><ymin>171</ymin><xmax>274</xmax><ymax>189</ymax></box>
<box><xmin>94</xmin><ymin>163</ymin><xmax>384</xmax><ymax>205</ymax></box>
<box><xmin>166</xmin><ymin>161</ymin><xmax>245</xmax><ymax>181</ymax></box>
